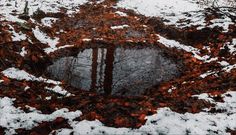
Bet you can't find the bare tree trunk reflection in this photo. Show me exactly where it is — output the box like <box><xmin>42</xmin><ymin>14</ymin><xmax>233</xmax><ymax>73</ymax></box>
<box><xmin>90</xmin><ymin>48</ymin><xmax>98</xmax><ymax>91</ymax></box>
<box><xmin>98</xmin><ymin>49</ymin><xmax>105</xmax><ymax>90</ymax></box>
<box><xmin>104</xmin><ymin>46</ymin><xmax>115</xmax><ymax>95</ymax></box>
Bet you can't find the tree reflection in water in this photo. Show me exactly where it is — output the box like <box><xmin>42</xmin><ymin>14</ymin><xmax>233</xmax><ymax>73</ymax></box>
<box><xmin>47</xmin><ymin>46</ymin><xmax>182</xmax><ymax>96</ymax></box>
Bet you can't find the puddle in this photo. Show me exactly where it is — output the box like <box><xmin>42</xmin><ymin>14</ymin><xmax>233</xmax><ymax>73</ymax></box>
<box><xmin>47</xmin><ymin>46</ymin><xmax>182</xmax><ymax>96</ymax></box>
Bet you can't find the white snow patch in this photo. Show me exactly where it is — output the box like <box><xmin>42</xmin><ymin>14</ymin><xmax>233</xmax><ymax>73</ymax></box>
<box><xmin>223</xmin><ymin>64</ymin><xmax>236</xmax><ymax>72</ymax></box>
<box><xmin>115</xmin><ymin>11</ymin><xmax>127</xmax><ymax>17</ymax></box>
<box><xmin>192</xmin><ymin>93</ymin><xmax>215</xmax><ymax>103</ymax></box>
<box><xmin>24</xmin><ymin>86</ymin><xmax>30</xmax><ymax>91</ymax></box>
<box><xmin>167</xmin><ymin>86</ymin><xmax>176</xmax><ymax>93</ymax></box>
<box><xmin>116</xmin><ymin>0</ymin><xmax>235</xmax><ymax>31</ymax></box>
<box><xmin>45</xmin><ymin>96</ymin><xmax>52</xmax><ymax>100</ymax></box>
<box><xmin>117</xmin><ymin>0</ymin><xmax>202</xmax><ymax>17</ymax></box>
<box><xmin>158</xmin><ymin>35</ymin><xmax>218</xmax><ymax>63</ymax></box>
<box><xmin>82</xmin><ymin>38</ymin><xmax>92</xmax><ymax>42</ymax></box>
<box><xmin>0</xmin><ymin>0</ymin><xmax>89</xmax><ymax>22</ymax></box>
<box><xmin>95</xmin><ymin>0</ymin><xmax>105</xmax><ymax>4</ymax></box>
<box><xmin>41</xmin><ymin>17</ymin><xmax>58</xmax><ymax>27</ymax></box>
<box><xmin>8</xmin><ymin>25</ymin><xmax>27</xmax><ymax>41</ymax></box>
<box><xmin>45</xmin><ymin>44</ymin><xmax>74</xmax><ymax>54</ymax></box>
<box><xmin>94</xmin><ymin>38</ymin><xmax>104</xmax><ymax>41</ymax></box>
<box><xmin>229</xmin><ymin>39</ymin><xmax>236</xmax><ymax>55</ymax></box>
<box><xmin>215</xmin><ymin>92</ymin><xmax>236</xmax><ymax>113</ymax></box>
<box><xmin>45</xmin><ymin>85</ymin><xmax>72</xmax><ymax>97</ymax></box>
<box><xmin>200</xmin><ymin>70</ymin><xmax>217</xmax><ymax>78</ymax></box>
<box><xmin>218</xmin><ymin>60</ymin><xmax>236</xmax><ymax>72</ymax></box>
<box><xmin>222</xmin><ymin>38</ymin><xmax>236</xmax><ymax>55</ymax></box>
<box><xmin>32</xmin><ymin>25</ymin><xmax>74</xmax><ymax>54</ymax></box>
<box><xmin>53</xmin><ymin>128</ymin><xmax>72</xmax><ymax>135</ymax></box>
<box><xmin>0</xmin><ymin>97</ymin><xmax>81</xmax><ymax>134</ymax></box>
<box><xmin>111</xmin><ymin>24</ymin><xmax>129</xmax><ymax>29</ymax></box>
<box><xmin>218</xmin><ymin>61</ymin><xmax>230</xmax><ymax>67</ymax></box>
<box><xmin>1</xmin><ymin>67</ymin><xmax>73</xmax><ymax>96</ymax></box>
<box><xmin>32</xmin><ymin>26</ymin><xmax>59</xmax><ymax>54</ymax></box>
<box><xmin>54</xmin><ymin>91</ymin><xmax>236</xmax><ymax>135</ymax></box>
<box><xmin>209</xmin><ymin>17</ymin><xmax>234</xmax><ymax>32</ymax></box>
<box><xmin>159</xmin><ymin>35</ymin><xmax>199</xmax><ymax>53</ymax></box>
<box><xmin>19</xmin><ymin>47</ymin><xmax>27</xmax><ymax>57</ymax></box>
<box><xmin>2</xmin><ymin>67</ymin><xmax>60</xmax><ymax>85</ymax></box>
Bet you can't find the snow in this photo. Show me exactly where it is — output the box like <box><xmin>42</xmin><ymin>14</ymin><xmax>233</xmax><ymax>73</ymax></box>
<box><xmin>222</xmin><ymin>38</ymin><xmax>236</xmax><ymax>55</ymax></box>
<box><xmin>209</xmin><ymin>18</ymin><xmax>234</xmax><ymax>32</ymax></box>
<box><xmin>1</xmin><ymin>67</ymin><xmax>73</xmax><ymax>96</ymax></box>
<box><xmin>158</xmin><ymin>35</ymin><xmax>199</xmax><ymax>53</ymax></box>
<box><xmin>167</xmin><ymin>86</ymin><xmax>176</xmax><ymax>93</ymax></box>
<box><xmin>1</xmin><ymin>0</ymin><xmax>236</xmax><ymax>134</ymax></box>
<box><xmin>8</xmin><ymin>25</ymin><xmax>27</xmax><ymax>41</ymax></box>
<box><xmin>117</xmin><ymin>0</ymin><xmax>202</xmax><ymax>17</ymax></box>
<box><xmin>158</xmin><ymin>35</ymin><xmax>218</xmax><ymax>63</ymax></box>
<box><xmin>115</xmin><ymin>11</ymin><xmax>127</xmax><ymax>17</ymax></box>
<box><xmin>218</xmin><ymin>61</ymin><xmax>230</xmax><ymax>67</ymax></box>
<box><xmin>111</xmin><ymin>24</ymin><xmax>129</xmax><ymax>30</ymax></box>
<box><xmin>82</xmin><ymin>38</ymin><xmax>92</xmax><ymax>42</ymax></box>
<box><xmin>45</xmin><ymin>45</ymin><xmax>74</xmax><ymax>54</ymax></box>
<box><xmin>200</xmin><ymin>70</ymin><xmax>217</xmax><ymax>78</ymax></box>
<box><xmin>94</xmin><ymin>38</ymin><xmax>104</xmax><ymax>41</ymax></box>
<box><xmin>32</xmin><ymin>26</ymin><xmax>74</xmax><ymax>53</ymax></box>
<box><xmin>45</xmin><ymin>85</ymin><xmax>72</xmax><ymax>97</ymax></box>
<box><xmin>53</xmin><ymin>91</ymin><xmax>236</xmax><ymax>135</ymax></box>
<box><xmin>0</xmin><ymin>97</ymin><xmax>81</xmax><ymax>134</ymax></box>
<box><xmin>200</xmin><ymin>61</ymin><xmax>236</xmax><ymax>78</ymax></box>
<box><xmin>33</xmin><ymin>26</ymin><xmax>60</xmax><ymax>54</ymax></box>
<box><xmin>95</xmin><ymin>0</ymin><xmax>105</xmax><ymax>4</ymax></box>
<box><xmin>2</xmin><ymin>67</ymin><xmax>60</xmax><ymax>85</ymax></box>
<box><xmin>215</xmin><ymin>92</ymin><xmax>236</xmax><ymax>113</ymax></box>
<box><xmin>192</xmin><ymin>93</ymin><xmax>215</xmax><ymax>103</ymax></box>
<box><xmin>19</xmin><ymin>47</ymin><xmax>27</xmax><ymax>57</ymax></box>
<box><xmin>218</xmin><ymin>61</ymin><xmax>236</xmax><ymax>73</ymax></box>
<box><xmin>229</xmin><ymin>39</ymin><xmax>236</xmax><ymax>55</ymax></box>
<box><xmin>45</xmin><ymin>96</ymin><xmax>52</xmax><ymax>100</ymax></box>
<box><xmin>0</xmin><ymin>0</ymin><xmax>89</xmax><ymax>22</ymax></box>
<box><xmin>24</xmin><ymin>86</ymin><xmax>30</xmax><ymax>91</ymax></box>
<box><xmin>41</xmin><ymin>17</ymin><xmax>58</xmax><ymax>27</ymax></box>
<box><xmin>223</xmin><ymin>64</ymin><xmax>236</xmax><ymax>72</ymax></box>
<box><xmin>1</xmin><ymin>14</ymin><xmax>25</xmax><ymax>23</ymax></box>
<box><xmin>116</xmin><ymin>0</ymin><xmax>235</xmax><ymax>31</ymax></box>
<box><xmin>3</xmin><ymin>68</ymin><xmax>235</xmax><ymax>135</ymax></box>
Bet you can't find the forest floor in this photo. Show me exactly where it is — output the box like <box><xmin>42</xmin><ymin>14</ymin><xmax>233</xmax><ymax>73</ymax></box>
<box><xmin>0</xmin><ymin>0</ymin><xmax>236</xmax><ymax>134</ymax></box>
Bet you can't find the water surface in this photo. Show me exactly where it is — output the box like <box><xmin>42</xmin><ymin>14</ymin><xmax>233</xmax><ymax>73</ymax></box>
<box><xmin>47</xmin><ymin>46</ymin><xmax>182</xmax><ymax>96</ymax></box>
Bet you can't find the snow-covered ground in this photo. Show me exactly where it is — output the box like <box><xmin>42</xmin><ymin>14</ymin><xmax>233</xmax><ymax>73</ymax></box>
<box><xmin>2</xmin><ymin>67</ymin><xmax>72</xmax><ymax>96</ymax></box>
<box><xmin>1</xmin><ymin>61</ymin><xmax>236</xmax><ymax>135</ymax></box>
<box><xmin>56</xmin><ymin>91</ymin><xmax>236</xmax><ymax>135</ymax></box>
<box><xmin>0</xmin><ymin>0</ymin><xmax>88</xmax><ymax>22</ymax></box>
<box><xmin>0</xmin><ymin>97</ymin><xmax>81</xmax><ymax>135</ymax></box>
<box><xmin>116</xmin><ymin>0</ymin><xmax>236</xmax><ymax>31</ymax></box>
<box><xmin>222</xmin><ymin>38</ymin><xmax>236</xmax><ymax>55</ymax></box>
<box><xmin>158</xmin><ymin>35</ymin><xmax>218</xmax><ymax>63</ymax></box>
<box><xmin>0</xmin><ymin>87</ymin><xmax>235</xmax><ymax>134</ymax></box>
<box><xmin>0</xmin><ymin>0</ymin><xmax>88</xmax><ymax>54</ymax></box>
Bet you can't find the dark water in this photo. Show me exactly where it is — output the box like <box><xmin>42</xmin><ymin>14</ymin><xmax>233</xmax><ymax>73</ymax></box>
<box><xmin>47</xmin><ymin>46</ymin><xmax>182</xmax><ymax>96</ymax></box>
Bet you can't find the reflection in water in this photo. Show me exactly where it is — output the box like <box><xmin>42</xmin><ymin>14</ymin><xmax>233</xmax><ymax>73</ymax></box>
<box><xmin>47</xmin><ymin>46</ymin><xmax>182</xmax><ymax>96</ymax></box>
